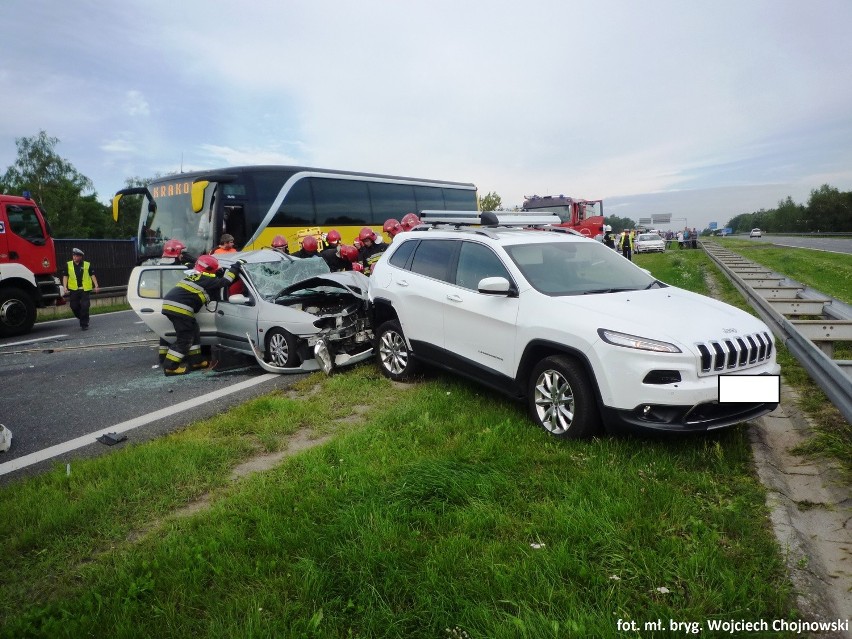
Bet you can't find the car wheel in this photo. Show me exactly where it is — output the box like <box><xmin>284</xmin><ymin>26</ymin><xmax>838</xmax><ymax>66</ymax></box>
<box><xmin>265</xmin><ymin>328</ymin><xmax>299</xmax><ymax>367</ymax></box>
<box><xmin>528</xmin><ymin>355</ymin><xmax>600</xmax><ymax>439</ymax></box>
<box><xmin>376</xmin><ymin>320</ymin><xmax>418</xmax><ymax>381</ymax></box>
<box><xmin>0</xmin><ymin>287</ymin><xmax>36</xmax><ymax>337</ymax></box>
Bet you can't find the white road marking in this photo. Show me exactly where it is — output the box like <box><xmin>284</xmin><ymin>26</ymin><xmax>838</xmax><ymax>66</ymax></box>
<box><xmin>772</xmin><ymin>242</ymin><xmax>848</xmax><ymax>255</ymax></box>
<box><xmin>0</xmin><ymin>335</ymin><xmax>69</xmax><ymax>349</ymax></box>
<box><xmin>0</xmin><ymin>373</ymin><xmax>279</xmax><ymax>476</ymax></box>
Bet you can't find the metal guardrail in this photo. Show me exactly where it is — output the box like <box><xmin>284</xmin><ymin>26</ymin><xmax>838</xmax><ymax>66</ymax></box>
<box><xmin>701</xmin><ymin>241</ymin><xmax>852</xmax><ymax>424</ymax></box>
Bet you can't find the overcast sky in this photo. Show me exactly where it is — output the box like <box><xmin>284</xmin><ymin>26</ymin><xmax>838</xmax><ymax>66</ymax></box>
<box><xmin>2</xmin><ymin>0</ymin><xmax>851</xmax><ymax>230</ymax></box>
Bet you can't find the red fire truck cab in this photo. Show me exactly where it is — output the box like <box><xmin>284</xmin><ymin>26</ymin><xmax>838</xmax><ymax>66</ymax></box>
<box><xmin>523</xmin><ymin>194</ymin><xmax>605</xmax><ymax>238</ymax></box>
<box><xmin>0</xmin><ymin>193</ymin><xmax>63</xmax><ymax>336</ymax></box>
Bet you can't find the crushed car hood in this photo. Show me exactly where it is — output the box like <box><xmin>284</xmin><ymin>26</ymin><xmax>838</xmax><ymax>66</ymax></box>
<box><xmin>280</xmin><ymin>271</ymin><xmax>370</xmax><ymax>298</ymax></box>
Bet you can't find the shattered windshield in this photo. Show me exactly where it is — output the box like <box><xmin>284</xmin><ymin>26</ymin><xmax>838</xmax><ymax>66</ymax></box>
<box><xmin>244</xmin><ymin>256</ymin><xmax>331</xmax><ymax>301</ymax></box>
<box><xmin>504</xmin><ymin>240</ymin><xmax>658</xmax><ymax>296</ymax></box>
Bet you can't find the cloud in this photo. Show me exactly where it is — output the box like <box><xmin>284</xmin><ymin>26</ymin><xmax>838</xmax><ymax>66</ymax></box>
<box><xmin>124</xmin><ymin>91</ymin><xmax>150</xmax><ymax>117</ymax></box>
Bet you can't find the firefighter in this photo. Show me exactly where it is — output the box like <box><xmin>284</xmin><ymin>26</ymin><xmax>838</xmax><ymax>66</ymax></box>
<box><xmin>293</xmin><ymin>235</ymin><xmax>320</xmax><ymax>259</ymax></box>
<box><xmin>357</xmin><ymin>227</ymin><xmax>386</xmax><ymax>275</ymax></box>
<box><xmin>602</xmin><ymin>225</ymin><xmax>616</xmax><ymax>249</ymax></box>
<box><xmin>618</xmin><ymin>229</ymin><xmax>634</xmax><ymax>261</ymax></box>
<box><xmin>160</xmin><ymin>239</ymin><xmax>195</xmax><ymax>266</ymax></box>
<box><xmin>321</xmin><ymin>244</ymin><xmax>360</xmax><ymax>272</ymax></box>
<box><xmin>157</xmin><ymin>240</ymin><xmax>196</xmax><ymax>363</ymax></box>
<box><xmin>325</xmin><ymin>229</ymin><xmax>342</xmax><ymax>249</ymax></box>
<box><xmin>383</xmin><ymin>218</ymin><xmax>402</xmax><ymax>242</ymax></box>
<box><xmin>271</xmin><ymin>235</ymin><xmax>289</xmax><ymax>255</ymax></box>
<box><xmin>400</xmin><ymin>213</ymin><xmax>421</xmax><ymax>232</ymax></box>
<box><xmin>161</xmin><ymin>255</ymin><xmax>243</xmax><ymax>376</ymax></box>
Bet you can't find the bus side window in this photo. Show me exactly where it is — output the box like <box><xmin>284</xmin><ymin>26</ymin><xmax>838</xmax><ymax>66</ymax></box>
<box><xmin>271</xmin><ymin>178</ymin><xmax>315</xmax><ymax>227</ymax></box>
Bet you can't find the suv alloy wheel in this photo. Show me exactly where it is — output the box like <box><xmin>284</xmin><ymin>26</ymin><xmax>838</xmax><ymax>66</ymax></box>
<box><xmin>376</xmin><ymin>319</ymin><xmax>418</xmax><ymax>381</ymax></box>
<box><xmin>529</xmin><ymin>355</ymin><xmax>600</xmax><ymax>438</ymax></box>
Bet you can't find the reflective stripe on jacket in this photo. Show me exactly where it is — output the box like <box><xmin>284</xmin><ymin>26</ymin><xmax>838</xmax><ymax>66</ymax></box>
<box><xmin>162</xmin><ymin>268</ymin><xmax>238</xmax><ymax>317</ymax></box>
<box><xmin>67</xmin><ymin>261</ymin><xmax>94</xmax><ymax>291</ymax></box>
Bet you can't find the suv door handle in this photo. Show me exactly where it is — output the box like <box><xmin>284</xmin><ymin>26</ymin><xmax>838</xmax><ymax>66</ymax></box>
<box><xmin>446</xmin><ymin>294</ymin><xmax>463</xmax><ymax>303</ymax></box>
<box><xmin>397</xmin><ymin>280</ymin><xmax>409</xmax><ymax>287</ymax></box>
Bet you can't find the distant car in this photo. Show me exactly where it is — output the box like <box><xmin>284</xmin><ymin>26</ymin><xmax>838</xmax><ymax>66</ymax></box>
<box><xmin>634</xmin><ymin>233</ymin><xmax>666</xmax><ymax>253</ymax></box>
<box><xmin>750</xmin><ymin>228</ymin><xmax>762</xmax><ymax>238</ymax></box>
<box><xmin>127</xmin><ymin>250</ymin><xmax>373</xmax><ymax>374</ymax></box>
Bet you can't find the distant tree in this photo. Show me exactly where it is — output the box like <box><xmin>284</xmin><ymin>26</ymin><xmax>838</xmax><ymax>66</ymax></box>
<box><xmin>478</xmin><ymin>191</ymin><xmax>502</xmax><ymax>211</ymax></box>
<box><xmin>604</xmin><ymin>215</ymin><xmax>637</xmax><ymax>233</ymax></box>
<box><xmin>0</xmin><ymin>130</ymin><xmax>109</xmax><ymax>237</ymax></box>
<box><xmin>807</xmin><ymin>184</ymin><xmax>851</xmax><ymax>232</ymax></box>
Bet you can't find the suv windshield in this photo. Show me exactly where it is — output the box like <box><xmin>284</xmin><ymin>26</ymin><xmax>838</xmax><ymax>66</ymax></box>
<box><xmin>504</xmin><ymin>240</ymin><xmax>657</xmax><ymax>296</ymax></box>
<box><xmin>244</xmin><ymin>256</ymin><xmax>330</xmax><ymax>301</ymax></box>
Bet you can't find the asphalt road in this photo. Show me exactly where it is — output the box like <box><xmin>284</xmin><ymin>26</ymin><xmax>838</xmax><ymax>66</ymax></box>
<box><xmin>0</xmin><ymin>310</ymin><xmax>310</xmax><ymax>483</ymax></box>
<box><xmin>746</xmin><ymin>234</ymin><xmax>852</xmax><ymax>254</ymax></box>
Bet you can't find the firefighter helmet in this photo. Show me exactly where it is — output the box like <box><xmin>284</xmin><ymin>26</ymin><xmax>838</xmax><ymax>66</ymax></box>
<box><xmin>301</xmin><ymin>235</ymin><xmax>318</xmax><ymax>252</ymax></box>
<box><xmin>359</xmin><ymin>227</ymin><xmax>377</xmax><ymax>243</ymax></box>
<box><xmin>383</xmin><ymin>218</ymin><xmax>402</xmax><ymax>237</ymax></box>
<box><xmin>339</xmin><ymin>245</ymin><xmax>359</xmax><ymax>262</ymax></box>
<box><xmin>272</xmin><ymin>235</ymin><xmax>288</xmax><ymax>249</ymax></box>
<box><xmin>194</xmin><ymin>254</ymin><xmax>220</xmax><ymax>274</ymax></box>
<box><xmin>400</xmin><ymin>213</ymin><xmax>421</xmax><ymax>231</ymax></box>
<box><xmin>326</xmin><ymin>229</ymin><xmax>342</xmax><ymax>245</ymax></box>
<box><xmin>162</xmin><ymin>239</ymin><xmax>187</xmax><ymax>258</ymax></box>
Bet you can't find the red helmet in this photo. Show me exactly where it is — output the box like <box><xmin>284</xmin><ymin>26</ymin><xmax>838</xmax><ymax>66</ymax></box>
<box><xmin>194</xmin><ymin>254</ymin><xmax>220</xmax><ymax>274</ymax></box>
<box><xmin>383</xmin><ymin>218</ymin><xmax>402</xmax><ymax>237</ymax></box>
<box><xmin>301</xmin><ymin>235</ymin><xmax>318</xmax><ymax>252</ymax></box>
<box><xmin>162</xmin><ymin>239</ymin><xmax>186</xmax><ymax>258</ymax></box>
<box><xmin>339</xmin><ymin>245</ymin><xmax>359</xmax><ymax>262</ymax></box>
<box><xmin>326</xmin><ymin>229</ymin><xmax>341</xmax><ymax>245</ymax></box>
<box><xmin>359</xmin><ymin>227</ymin><xmax>377</xmax><ymax>242</ymax></box>
<box><xmin>272</xmin><ymin>235</ymin><xmax>288</xmax><ymax>249</ymax></box>
<box><xmin>400</xmin><ymin>213</ymin><xmax>421</xmax><ymax>231</ymax></box>
<box><xmin>351</xmin><ymin>261</ymin><xmax>364</xmax><ymax>272</ymax></box>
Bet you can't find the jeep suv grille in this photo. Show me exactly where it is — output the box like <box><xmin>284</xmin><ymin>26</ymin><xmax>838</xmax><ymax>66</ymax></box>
<box><xmin>695</xmin><ymin>331</ymin><xmax>773</xmax><ymax>375</ymax></box>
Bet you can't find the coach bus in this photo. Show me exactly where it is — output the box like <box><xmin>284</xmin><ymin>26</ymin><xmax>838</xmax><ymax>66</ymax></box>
<box><xmin>112</xmin><ymin>165</ymin><xmax>478</xmax><ymax>261</ymax></box>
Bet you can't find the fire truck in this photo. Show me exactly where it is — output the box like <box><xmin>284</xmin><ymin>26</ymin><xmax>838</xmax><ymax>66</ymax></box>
<box><xmin>523</xmin><ymin>194</ymin><xmax>605</xmax><ymax>237</ymax></box>
<box><xmin>0</xmin><ymin>193</ymin><xmax>63</xmax><ymax>337</ymax></box>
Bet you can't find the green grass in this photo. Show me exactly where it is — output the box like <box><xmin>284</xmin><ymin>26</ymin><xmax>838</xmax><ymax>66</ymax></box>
<box><xmin>37</xmin><ymin>301</ymin><xmax>131</xmax><ymax>322</ymax></box>
<box><xmin>713</xmin><ymin>238</ymin><xmax>852</xmax><ymax>304</ymax></box>
<box><xmin>0</xmin><ymin>367</ymin><xmax>797</xmax><ymax>638</ymax></box>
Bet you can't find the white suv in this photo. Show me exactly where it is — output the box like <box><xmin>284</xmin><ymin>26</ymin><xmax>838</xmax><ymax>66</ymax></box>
<box><xmin>369</xmin><ymin>213</ymin><xmax>780</xmax><ymax>438</ymax></box>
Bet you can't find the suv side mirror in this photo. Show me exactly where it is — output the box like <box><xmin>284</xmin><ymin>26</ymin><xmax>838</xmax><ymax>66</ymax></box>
<box><xmin>478</xmin><ymin>276</ymin><xmax>515</xmax><ymax>296</ymax></box>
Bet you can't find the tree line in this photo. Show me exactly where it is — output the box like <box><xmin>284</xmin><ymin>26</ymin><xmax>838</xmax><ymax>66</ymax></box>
<box><xmin>723</xmin><ymin>185</ymin><xmax>852</xmax><ymax>233</ymax></box>
<box><xmin>0</xmin><ymin>131</ymin><xmax>141</xmax><ymax>239</ymax></box>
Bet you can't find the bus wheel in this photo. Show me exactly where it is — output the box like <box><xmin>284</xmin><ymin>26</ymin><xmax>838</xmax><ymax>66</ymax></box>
<box><xmin>0</xmin><ymin>288</ymin><xmax>36</xmax><ymax>337</ymax></box>
<box><xmin>265</xmin><ymin>328</ymin><xmax>299</xmax><ymax>367</ymax></box>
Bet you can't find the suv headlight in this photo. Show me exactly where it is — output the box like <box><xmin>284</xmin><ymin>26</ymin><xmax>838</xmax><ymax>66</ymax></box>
<box><xmin>597</xmin><ymin>329</ymin><xmax>681</xmax><ymax>353</ymax></box>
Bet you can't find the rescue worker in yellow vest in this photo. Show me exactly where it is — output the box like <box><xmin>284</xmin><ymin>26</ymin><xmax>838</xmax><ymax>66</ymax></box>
<box><xmin>161</xmin><ymin>255</ymin><xmax>244</xmax><ymax>376</ymax></box>
<box><xmin>62</xmin><ymin>248</ymin><xmax>100</xmax><ymax>330</ymax></box>
<box><xmin>618</xmin><ymin>230</ymin><xmax>634</xmax><ymax>261</ymax></box>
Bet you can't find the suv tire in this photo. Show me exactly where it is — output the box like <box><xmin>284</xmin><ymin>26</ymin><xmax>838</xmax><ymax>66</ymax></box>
<box><xmin>376</xmin><ymin>319</ymin><xmax>418</xmax><ymax>381</ymax></box>
<box><xmin>529</xmin><ymin>355</ymin><xmax>600</xmax><ymax>439</ymax></box>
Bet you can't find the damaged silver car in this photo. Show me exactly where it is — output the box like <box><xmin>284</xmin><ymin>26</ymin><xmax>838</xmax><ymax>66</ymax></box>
<box><xmin>127</xmin><ymin>250</ymin><xmax>373</xmax><ymax>374</ymax></box>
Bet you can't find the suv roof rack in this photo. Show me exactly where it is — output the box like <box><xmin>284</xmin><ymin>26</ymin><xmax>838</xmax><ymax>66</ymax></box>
<box><xmin>419</xmin><ymin>210</ymin><xmax>562</xmax><ymax>227</ymax></box>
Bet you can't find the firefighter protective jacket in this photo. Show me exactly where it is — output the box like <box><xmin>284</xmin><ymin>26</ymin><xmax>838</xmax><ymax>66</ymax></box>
<box><xmin>162</xmin><ymin>266</ymin><xmax>239</xmax><ymax>317</ymax></box>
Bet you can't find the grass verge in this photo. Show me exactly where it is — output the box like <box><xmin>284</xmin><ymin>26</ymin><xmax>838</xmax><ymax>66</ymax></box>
<box><xmin>1</xmin><ymin>365</ymin><xmax>797</xmax><ymax>638</ymax></box>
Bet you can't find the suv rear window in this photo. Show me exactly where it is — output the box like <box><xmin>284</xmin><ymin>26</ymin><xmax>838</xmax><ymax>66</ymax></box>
<box><xmin>409</xmin><ymin>240</ymin><xmax>456</xmax><ymax>282</ymax></box>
